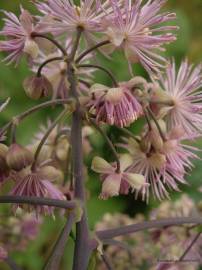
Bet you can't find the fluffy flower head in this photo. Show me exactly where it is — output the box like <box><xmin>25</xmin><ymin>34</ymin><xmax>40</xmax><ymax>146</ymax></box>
<box><xmin>87</xmin><ymin>82</ymin><xmax>142</xmax><ymax>127</ymax></box>
<box><xmin>102</xmin><ymin>0</ymin><xmax>178</xmax><ymax>74</ymax></box>
<box><xmin>0</xmin><ymin>7</ymin><xmax>43</xmax><ymax>65</ymax></box>
<box><xmin>152</xmin><ymin>59</ymin><xmax>202</xmax><ymax>136</ymax></box>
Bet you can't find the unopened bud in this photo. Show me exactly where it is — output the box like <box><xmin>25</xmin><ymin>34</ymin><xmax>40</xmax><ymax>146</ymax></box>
<box><xmin>91</xmin><ymin>156</ymin><xmax>113</xmax><ymax>174</ymax></box>
<box><xmin>40</xmin><ymin>166</ymin><xmax>64</xmax><ymax>183</ymax></box>
<box><xmin>23</xmin><ymin>75</ymin><xmax>52</xmax><ymax>100</ymax></box>
<box><xmin>0</xmin><ymin>144</ymin><xmax>10</xmax><ymax>182</ymax></box>
<box><xmin>149</xmin><ymin>129</ymin><xmax>164</xmax><ymax>151</ymax></box>
<box><xmin>23</xmin><ymin>38</ymin><xmax>39</xmax><ymax>59</ymax></box>
<box><xmin>55</xmin><ymin>138</ymin><xmax>70</xmax><ymax>161</ymax></box>
<box><xmin>6</xmin><ymin>143</ymin><xmax>34</xmax><ymax>171</ymax></box>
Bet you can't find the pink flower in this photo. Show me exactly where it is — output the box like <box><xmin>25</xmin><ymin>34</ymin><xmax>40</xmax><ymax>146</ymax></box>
<box><xmin>153</xmin><ymin>59</ymin><xmax>202</xmax><ymax>136</ymax></box>
<box><xmin>87</xmin><ymin>83</ymin><xmax>142</xmax><ymax>127</ymax></box>
<box><xmin>0</xmin><ymin>7</ymin><xmax>43</xmax><ymax>65</ymax></box>
<box><xmin>10</xmin><ymin>172</ymin><xmax>65</xmax><ymax>216</ymax></box>
<box><xmin>101</xmin><ymin>0</ymin><xmax>178</xmax><ymax>74</ymax></box>
<box><xmin>121</xmin><ymin>125</ymin><xmax>198</xmax><ymax>201</ymax></box>
<box><xmin>36</xmin><ymin>0</ymin><xmax>116</xmax><ymax>42</ymax></box>
<box><xmin>91</xmin><ymin>155</ymin><xmax>147</xmax><ymax>199</ymax></box>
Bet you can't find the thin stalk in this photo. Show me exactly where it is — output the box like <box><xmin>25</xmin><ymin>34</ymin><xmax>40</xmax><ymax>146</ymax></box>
<box><xmin>76</xmin><ymin>40</ymin><xmax>110</xmax><ymax>63</ymax></box>
<box><xmin>63</xmin><ymin>146</ymin><xmax>71</xmax><ymax>186</ymax></box>
<box><xmin>77</xmin><ymin>64</ymin><xmax>118</xmax><ymax>87</ymax></box>
<box><xmin>67</xmin><ymin>29</ymin><xmax>91</xmax><ymax>270</ymax></box>
<box><xmin>0</xmin><ymin>99</ymin><xmax>73</xmax><ymax>137</ymax></box>
<box><xmin>89</xmin><ymin>118</ymin><xmax>121</xmax><ymax>173</ymax></box>
<box><xmin>10</xmin><ymin>123</ymin><xmax>17</xmax><ymax>144</ymax></box>
<box><xmin>37</xmin><ymin>57</ymin><xmax>64</xmax><ymax>77</ymax></box>
<box><xmin>43</xmin><ymin>211</ymin><xmax>76</xmax><ymax>270</ymax></box>
<box><xmin>147</xmin><ymin>107</ymin><xmax>166</xmax><ymax>141</ymax></box>
<box><xmin>0</xmin><ymin>196</ymin><xmax>76</xmax><ymax>209</ymax></box>
<box><xmin>31</xmin><ymin>109</ymin><xmax>70</xmax><ymax>171</ymax></box>
<box><xmin>31</xmin><ymin>33</ymin><xmax>67</xmax><ymax>56</ymax></box>
<box><xmin>69</xmin><ymin>27</ymin><xmax>83</xmax><ymax>61</ymax></box>
<box><xmin>96</xmin><ymin>217</ymin><xmax>202</xmax><ymax>240</ymax></box>
<box><xmin>143</xmin><ymin>108</ymin><xmax>152</xmax><ymax>130</ymax></box>
<box><xmin>179</xmin><ymin>232</ymin><xmax>201</xmax><ymax>261</ymax></box>
<box><xmin>101</xmin><ymin>253</ymin><xmax>114</xmax><ymax>270</ymax></box>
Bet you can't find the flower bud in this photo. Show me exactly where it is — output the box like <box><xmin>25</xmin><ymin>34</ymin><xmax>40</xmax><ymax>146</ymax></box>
<box><xmin>23</xmin><ymin>38</ymin><xmax>39</xmax><ymax>59</ymax></box>
<box><xmin>23</xmin><ymin>75</ymin><xmax>52</xmax><ymax>100</ymax></box>
<box><xmin>6</xmin><ymin>144</ymin><xmax>34</xmax><ymax>171</ymax></box>
<box><xmin>0</xmin><ymin>144</ymin><xmax>10</xmax><ymax>182</ymax></box>
<box><xmin>91</xmin><ymin>157</ymin><xmax>113</xmax><ymax>174</ymax></box>
<box><xmin>39</xmin><ymin>166</ymin><xmax>64</xmax><ymax>183</ymax></box>
<box><xmin>55</xmin><ymin>138</ymin><xmax>70</xmax><ymax>161</ymax></box>
<box><xmin>149</xmin><ymin>129</ymin><xmax>164</xmax><ymax>151</ymax></box>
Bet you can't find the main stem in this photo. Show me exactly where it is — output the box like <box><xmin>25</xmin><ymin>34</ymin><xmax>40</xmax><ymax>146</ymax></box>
<box><xmin>67</xmin><ymin>29</ymin><xmax>90</xmax><ymax>270</ymax></box>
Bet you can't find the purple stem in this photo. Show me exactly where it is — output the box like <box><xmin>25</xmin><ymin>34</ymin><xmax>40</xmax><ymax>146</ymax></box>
<box><xmin>43</xmin><ymin>211</ymin><xmax>76</xmax><ymax>270</ymax></box>
<box><xmin>67</xmin><ymin>29</ymin><xmax>90</xmax><ymax>270</ymax></box>
<box><xmin>96</xmin><ymin>217</ymin><xmax>202</xmax><ymax>240</ymax></box>
<box><xmin>0</xmin><ymin>196</ymin><xmax>76</xmax><ymax>210</ymax></box>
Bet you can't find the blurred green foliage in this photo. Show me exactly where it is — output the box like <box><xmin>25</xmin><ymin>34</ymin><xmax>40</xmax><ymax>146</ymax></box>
<box><xmin>0</xmin><ymin>1</ymin><xmax>202</xmax><ymax>269</ymax></box>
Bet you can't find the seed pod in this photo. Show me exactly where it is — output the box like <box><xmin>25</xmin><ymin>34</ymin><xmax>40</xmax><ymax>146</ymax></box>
<box><xmin>6</xmin><ymin>143</ymin><xmax>34</xmax><ymax>171</ymax></box>
<box><xmin>23</xmin><ymin>75</ymin><xmax>52</xmax><ymax>100</ymax></box>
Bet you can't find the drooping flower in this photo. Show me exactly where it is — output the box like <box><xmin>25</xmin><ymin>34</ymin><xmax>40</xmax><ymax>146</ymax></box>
<box><xmin>101</xmin><ymin>0</ymin><xmax>178</xmax><ymax>74</ymax></box>
<box><xmin>87</xmin><ymin>83</ymin><xmax>142</xmax><ymax>127</ymax></box>
<box><xmin>121</xmin><ymin>125</ymin><xmax>198</xmax><ymax>201</ymax></box>
<box><xmin>91</xmin><ymin>155</ymin><xmax>147</xmax><ymax>199</ymax></box>
<box><xmin>152</xmin><ymin>59</ymin><xmax>202</xmax><ymax>136</ymax></box>
<box><xmin>0</xmin><ymin>7</ymin><xmax>43</xmax><ymax>65</ymax></box>
<box><xmin>23</xmin><ymin>75</ymin><xmax>52</xmax><ymax>100</ymax></box>
<box><xmin>10</xmin><ymin>171</ymin><xmax>65</xmax><ymax>215</ymax></box>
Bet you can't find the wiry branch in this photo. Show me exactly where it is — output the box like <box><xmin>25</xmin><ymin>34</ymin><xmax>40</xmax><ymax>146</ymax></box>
<box><xmin>96</xmin><ymin>217</ymin><xmax>202</xmax><ymax>240</ymax></box>
<box><xmin>0</xmin><ymin>196</ymin><xmax>76</xmax><ymax>210</ymax></box>
<box><xmin>43</xmin><ymin>211</ymin><xmax>76</xmax><ymax>270</ymax></box>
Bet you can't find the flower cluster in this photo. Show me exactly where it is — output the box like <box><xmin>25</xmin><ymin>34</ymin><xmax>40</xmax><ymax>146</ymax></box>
<box><xmin>0</xmin><ymin>0</ymin><xmax>201</xmax><ymax>269</ymax></box>
<box><xmin>96</xmin><ymin>195</ymin><xmax>202</xmax><ymax>270</ymax></box>
<box><xmin>0</xmin><ymin>210</ymin><xmax>41</xmax><ymax>260</ymax></box>
<box><xmin>0</xmin><ymin>0</ymin><xmax>201</xmax><ymax>205</ymax></box>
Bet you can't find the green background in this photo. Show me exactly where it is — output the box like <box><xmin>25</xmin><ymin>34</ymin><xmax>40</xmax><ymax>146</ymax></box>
<box><xmin>0</xmin><ymin>1</ymin><xmax>202</xmax><ymax>269</ymax></box>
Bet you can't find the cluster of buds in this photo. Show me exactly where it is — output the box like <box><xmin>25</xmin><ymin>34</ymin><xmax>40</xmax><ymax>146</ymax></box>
<box><xmin>0</xmin><ymin>210</ymin><xmax>41</xmax><ymax>260</ymax></box>
<box><xmin>96</xmin><ymin>195</ymin><xmax>202</xmax><ymax>270</ymax></box>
